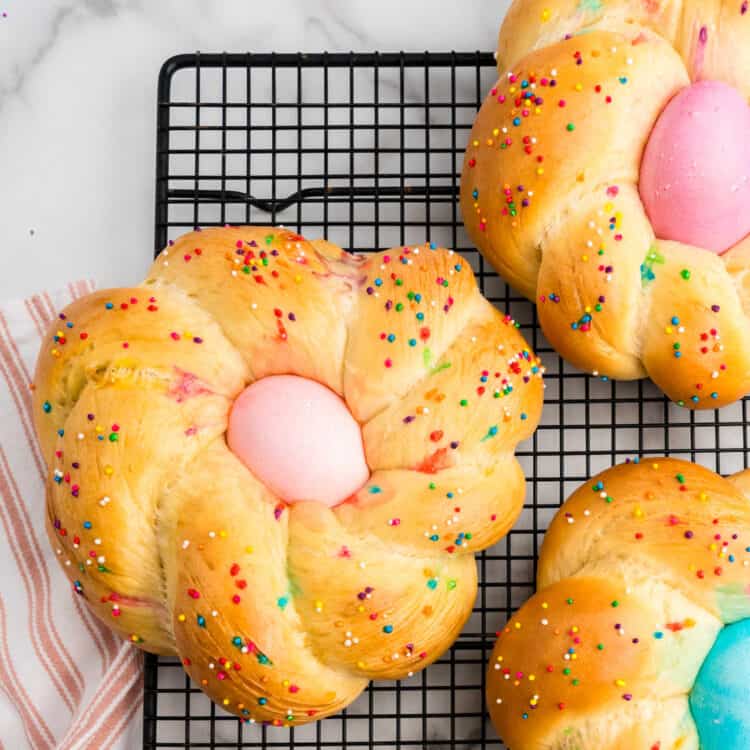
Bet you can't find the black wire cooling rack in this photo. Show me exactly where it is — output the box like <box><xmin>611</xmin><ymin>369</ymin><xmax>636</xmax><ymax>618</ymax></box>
<box><xmin>144</xmin><ymin>51</ymin><xmax>750</xmax><ymax>750</ymax></box>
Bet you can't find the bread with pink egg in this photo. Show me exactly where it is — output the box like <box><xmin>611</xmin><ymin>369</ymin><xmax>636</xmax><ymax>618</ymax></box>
<box><xmin>461</xmin><ymin>0</ymin><xmax>750</xmax><ymax>408</ymax></box>
<box><xmin>32</xmin><ymin>226</ymin><xmax>544</xmax><ymax>725</ymax></box>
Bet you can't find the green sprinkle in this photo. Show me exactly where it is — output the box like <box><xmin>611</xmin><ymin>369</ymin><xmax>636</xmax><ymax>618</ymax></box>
<box><xmin>611</xmin><ymin>600</ymin><xmax>619</xmax><ymax>608</ymax></box>
<box><xmin>447</xmin><ymin>579</ymin><xmax>457</xmax><ymax>590</ymax></box>
<box><xmin>566</xmin><ymin>123</ymin><xmax>575</xmax><ymax>132</ymax></box>
<box><xmin>676</xmin><ymin>473</ymin><xmax>685</xmax><ymax>484</ymax></box>
<box><xmin>566</xmin><ymin>598</ymin><xmax>574</xmax><ymax>605</ymax></box>
<box><xmin>597</xmin><ymin>643</ymin><xmax>604</xmax><ymax>651</ymax></box>
<box><xmin>459</xmin><ymin>399</ymin><xmax>468</xmax><ymax>407</ymax></box>
<box><xmin>108</xmin><ymin>432</ymin><xmax>119</xmax><ymax>442</ymax></box>
<box><xmin>428</xmin><ymin>482</ymin><xmax>436</xmax><ymax>490</ymax></box>
<box><xmin>681</xmin><ymin>269</ymin><xmax>691</xmax><ymax>280</ymax></box>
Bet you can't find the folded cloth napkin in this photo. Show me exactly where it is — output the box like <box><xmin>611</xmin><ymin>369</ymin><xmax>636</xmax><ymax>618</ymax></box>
<box><xmin>0</xmin><ymin>283</ymin><xmax>143</xmax><ymax>750</ymax></box>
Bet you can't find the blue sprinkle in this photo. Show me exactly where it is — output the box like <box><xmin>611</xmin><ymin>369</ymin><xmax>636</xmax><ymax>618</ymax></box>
<box><xmin>374</xmin><ymin>278</ymin><xmax>383</xmax><ymax>287</ymax></box>
<box><xmin>383</xmin><ymin>624</ymin><xmax>393</xmax><ymax>634</ymax></box>
<box><xmin>57</xmin><ymin>429</ymin><xmax>65</xmax><ymax>437</ymax></box>
<box><xmin>654</xmin><ymin>631</ymin><xmax>664</xmax><ymax>639</ymax></box>
<box><xmin>105</xmin><ymin>302</ymin><xmax>114</xmax><ymax>310</ymax></box>
<box><xmin>83</xmin><ymin>521</ymin><xmax>92</xmax><ymax>529</ymax></box>
<box><xmin>671</xmin><ymin>317</ymin><xmax>680</xmax><ymax>325</ymax></box>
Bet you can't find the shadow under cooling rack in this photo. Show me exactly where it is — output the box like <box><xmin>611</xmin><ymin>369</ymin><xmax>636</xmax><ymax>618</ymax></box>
<box><xmin>145</xmin><ymin>50</ymin><xmax>750</xmax><ymax>750</ymax></box>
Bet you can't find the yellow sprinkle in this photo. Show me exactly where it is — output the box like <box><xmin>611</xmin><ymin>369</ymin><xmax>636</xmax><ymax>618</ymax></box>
<box><xmin>245</xmin><ymin>546</ymin><xmax>254</xmax><ymax>553</ymax></box>
<box><xmin>634</xmin><ymin>506</ymin><xmax>644</xmax><ymax>518</ymax></box>
<box><xmin>584</xmin><ymin>306</ymin><xmax>591</xmax><ymax>314</ymax></box>
<box><xmin>315</xmin><ymin>600</ymin><xmax>323</xmax><ymax>610</ymax></box>
<box><xmin>357</xmin><ymin>660</ymin><xmax>366</xmax><ymax>669</ymax></box>
<box><xmin>219</xmin><ymin>530</ymin><xmax>227</xmax><ymax>538</ymax></box>
<box><xmin>514</xmin><ymin>622</ymin><xmax>522</xmax><ymax>629</ymax></box>
<box><xmin>575</xmin><ymin>83</ymin><xmax>583</xmax><ymax>91</ymax></box>
<box><xmin>699</xmin><ymin>492</ymin><xmax>708</xmax><ymax>502</ymax></box>
<box><xmin>357</xmin><ymin>605</ymin><xmax>365</xmax><ymax>613</ymax></box>
<box><xmin>651</xmin><ymin>463</ymin><xmax>659</xmax><ymax>470</ymax></box>
<box><xmin>665</xmin><ymin>326</ymin><xmax>673</xmax><ymax>334</ymax></box>
<box><xmin>472</xmin><ymin>139</ymin><xmax>480</xmax><ymax>147</ymax></box>
<box><xmin>492</xmin><ymin>128</ymin><xmax>500</xmax><ymax>136</ymax></box>
<box><xmin>537</xmin><ymin>167</ymin><xmax>545</xmax><ymax>176</ymax></box>
<box><xmin>51</xmin><ymin>349</ymin><xmax>61</xmax><ymax>358</ymax></box>
<box><xmin>615</xmin><ymin>679</ymin><xmax>626</xmax><ymax>687</ymax></box>
<box><xmin>282</xmin><ymin>680</ymin><xmax>290</xmax><ymax>687</ymax></box>
<box><xmin>223</xmin><ymin>699</ymin><xmax>230</xmax><ymax>706</ymax></box>
<box><xmin>604</xmin><ymin>202</ymin><xmax>614</xmax><ymax>212</ymax></box>
<box><xmin>95</xmin><ymin>424</ymin><xmax>103</xmax><ymax>432</ymax></box>
<box><xmin>541</xmin><ymin>602</ymin><xmax>548</xmax><ymax>609</ymax></box>
<box><xmin>535</xmin><ymin>107</ymin><xmax>542</xmax><ymax>114</ymax></box>
<box><xmin>581</xmin><ymin>255</ymin><xmax>589</xmax><ymax>262</ymax></box>
<box><xmin>294</xmin><ymin>275</ymin><xmax>302</xmax><ymax>283</ymax></box>
<box><xmin>572</xmin><ymin>626</ymin><xmax>579</xmax><ymax>633</ymax></box>
<box><xmin>541</xmin><ymin>8</ymin><xmax>551</xmax><ymax>21</ymax></box>
<box><xmin>509</xmin><ymin>86</ymin><xmax>517</xmax><ymax>94</ymax></box>
<box><xmin>104</xmin><ymin>465</ymin><xmax>113</xmax><ymax>476</ymax></box>
<box><xmin>529</xmin><ymin>674</ymin><xmax>536</xmax><ymax>681</ymax></box>
<box><xmin>178</xmin><ymin>613</ymin><xmax>186</xmax><ymax>622</ymax></box>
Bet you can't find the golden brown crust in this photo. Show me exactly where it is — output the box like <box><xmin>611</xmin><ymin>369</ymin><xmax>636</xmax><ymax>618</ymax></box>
<box><xmin>463</xmin><ymin>3</ymin><xmax>750</xmax><ymax>408</ymax></box>
<box><xmin>487</xmin><ymin>458</ymin><xmax>750</xmax><ymax>749</ymax></box>
<box><xmin>33</xmin><ymin>226</ymin><xmax>544</xmax><ymax>725</ymax></box>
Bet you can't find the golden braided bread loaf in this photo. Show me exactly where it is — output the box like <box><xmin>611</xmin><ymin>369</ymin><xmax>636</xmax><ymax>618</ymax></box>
<box><xmin>33</xmin><ymin>226</ymin><xmax>544</xmax><ymax>725</ymax></box>
<box><xmin>461</xmin><ymin>0</ymin><xmax>750</xmax><ymax>408</ymax></box>
<box><xmin>488</xmin><ymin>458</ymin><xmax>750</xmax><ymax>750</ymax></box>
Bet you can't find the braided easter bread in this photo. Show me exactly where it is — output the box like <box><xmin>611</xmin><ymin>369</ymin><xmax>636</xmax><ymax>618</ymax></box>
<box><xmin>33</xmin><ymin>226</ymin><xmax>544</xmax><ymax>726</ymax></box>
<box><xmin>488</xmin><ymin>458</ymin><xmax>750</xmax><ymax>750</ymax></box>
<box><xmin>461</xmin><ymin>0</ymin><xmax>750</xmax><ymax>408</ymax></box>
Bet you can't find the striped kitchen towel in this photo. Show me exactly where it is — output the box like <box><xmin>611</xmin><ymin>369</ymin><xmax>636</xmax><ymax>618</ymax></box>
<box><xmin>0</xmin><ymin>283</ymin><xmax>143</xmax><ymax>750</ymax></box>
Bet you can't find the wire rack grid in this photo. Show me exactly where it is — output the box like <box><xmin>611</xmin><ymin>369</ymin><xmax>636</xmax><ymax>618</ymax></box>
<box><xmin>144</xmin><ymin>51</ymin><xmax>750</xmax><ymax>750</ymax></box>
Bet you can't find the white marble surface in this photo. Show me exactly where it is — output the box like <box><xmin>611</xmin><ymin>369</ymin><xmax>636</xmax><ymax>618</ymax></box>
<box><xmin>0</xmin><ymin>0</ymin><xmax>509</xmax><ymax>298</ymax></box>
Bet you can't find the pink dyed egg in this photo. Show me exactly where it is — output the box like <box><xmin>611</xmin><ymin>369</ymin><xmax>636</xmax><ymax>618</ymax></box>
<box><xmin>227</xmin><ymin>375</ymin><xmax>369</xmax><ymax>507</ymax></box>
<box><xmin>639</xmin><ymin>80</ymin><xmax>750</xmax><ymax>254</ymax></box>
